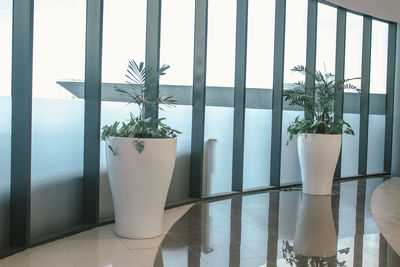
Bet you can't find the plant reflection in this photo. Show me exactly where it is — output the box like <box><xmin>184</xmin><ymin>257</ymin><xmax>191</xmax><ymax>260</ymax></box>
<box><xmin>282</xmin><ymin>240</ymin><xmax>350</xmax><ymax>267</ymax></box>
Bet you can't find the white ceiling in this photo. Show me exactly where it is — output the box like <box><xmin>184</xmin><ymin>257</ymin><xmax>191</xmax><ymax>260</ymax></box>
<box><xmin>326</xmin><ymin>0</ymin><xmax>400</xmax><ymax>23</ymax></box>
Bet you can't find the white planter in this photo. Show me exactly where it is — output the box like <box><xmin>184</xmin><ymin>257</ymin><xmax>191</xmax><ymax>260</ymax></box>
<box><xmin>294</xmin><ymin>194</ymin><xmax>337</xmax><ymax>258</ymax></box>
<box><xmin>105</xmin><ymin>137</ymin><xmax>177</xmax><ymax>239</ymax></box>
<box><xmin>297</xmin><ymin>133</ymin><xmax>342</xmax><ymax>195</ymax></box>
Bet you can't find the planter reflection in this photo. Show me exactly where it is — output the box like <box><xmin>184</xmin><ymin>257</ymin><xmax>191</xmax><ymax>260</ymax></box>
<box><xmin>283</xmin><ymin>194</ymin><xmax>350</xmax><ymax>266</ymax></box>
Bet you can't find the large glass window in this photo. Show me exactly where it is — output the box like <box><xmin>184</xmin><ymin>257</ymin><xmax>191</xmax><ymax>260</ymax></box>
<box><xmin>100</xmin><ymin>0</ymin><xmax>147</xmax><ymax>221</ymax></box>
<box><xmin>159</xmin><ymin>0</ymin><xmax>195</xmax><ymax>203</ymax></box>
<box><xmin>0</xmin><ymin>0</ymin><xmax>12</xmax><ymax>248</ymax></box>
<box><xmin>204</xmin><ymin>0</ymin><xmax>236</xmax><ymax>195</ymax></box>
<box><xmin>316</xmin><ymin>3</ymin><xmax>337</xmax><ymax>74</ymax></box>
<box><xmin>243</xmin><ymin>0</ymin><xmax>275</xmax><ymax>190</ymax></box>
<box><xmin>342</xmin><ymin>12</ymin><xmax>363</xmax><ymax>177</ymax></box>
<box><xmin>31</xmin><ymin>0</ymin><xmax>86</xmax><ymax>240</ymax></box>
<box><xmin>281</xmin><ymin>0</ymin><xmax>307</xmax><ymax>185</ymax></box>
<box><xmin>367</xmin><ymin>20</ymin><xmax>388</xmax><ymax>174</ymax></box>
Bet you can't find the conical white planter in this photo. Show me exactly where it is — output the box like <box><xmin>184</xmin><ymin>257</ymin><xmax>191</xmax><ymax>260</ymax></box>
<box><xmin>294</xmin><ymin>194</ymin><xmax>337</xmax><ymax>258</ymax></box>
<box><xmin>297</xmin><ymin>133</ymin><xmax>341</xmax><ymax>195</ymax></box>
<box><xmin>105</xmin><ymin>137</ymin><xmax>177</xmax><ymax>239</ymax></box>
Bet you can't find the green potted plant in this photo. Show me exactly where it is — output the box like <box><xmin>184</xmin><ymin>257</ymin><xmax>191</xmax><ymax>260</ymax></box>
<box><xmin>102</xmin><ymin>60</ymin><xmax>181</xmax><ymax>239</ymax></box>
<box><xmin>284</xmin><ymin>65</ymin><xmax>359</xmax><ymax>195</ymax></box>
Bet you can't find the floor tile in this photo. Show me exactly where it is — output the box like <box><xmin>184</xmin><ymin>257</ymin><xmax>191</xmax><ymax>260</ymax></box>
<box><xmin>2</xmin><ymin>242</ymin><xmax>73</xmax><ymax>267</ymax></box>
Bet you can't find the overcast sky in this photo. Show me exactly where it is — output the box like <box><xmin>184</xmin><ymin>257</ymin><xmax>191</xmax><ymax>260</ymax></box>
<box><xmin>0</xmin><ymin>0</ymin><xmax>389</xmax><ymax>99</ymax></box>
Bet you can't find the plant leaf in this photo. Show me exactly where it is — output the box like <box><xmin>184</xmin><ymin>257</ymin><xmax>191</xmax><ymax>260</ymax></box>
<box><xmin>134</xmin><ymin>140</ymin><xmax>145</xmax><ymax>153</ymax></box>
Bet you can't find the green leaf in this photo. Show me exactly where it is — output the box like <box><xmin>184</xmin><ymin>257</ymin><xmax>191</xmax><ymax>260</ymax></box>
<box><xmin>284</xmin><ymin>65</ymin><xmax>360</xmax><ymax>139</ymax></box>
<box><xmin>107</xmin><ymin>145</ymin><xmax>118</xmax><ymax>156</ymax></box>
<box><xmin>134</xmin><ymin>140</ymin><xmax>145</xmax><ymax>153</ymax></box>
<box><xmin>100</xmin><ymin>59</ymin><xmax>182</xmax><ymax>141</ymax></box>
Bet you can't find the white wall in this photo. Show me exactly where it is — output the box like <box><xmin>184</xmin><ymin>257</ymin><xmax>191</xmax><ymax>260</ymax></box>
<box><xmin>326</xmin><ymin>0</ymin><xmax>400</xmax><ymax>23</ymax></box>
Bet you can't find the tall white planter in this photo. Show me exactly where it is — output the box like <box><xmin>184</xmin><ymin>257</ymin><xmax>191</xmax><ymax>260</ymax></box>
<box><xmin>105</xmin><ymin>137</ymin><xmax>177</xmax><ymax>239</ymax></box>
<box><xmin>297</xmin><ymin>133</ymin><xmax>341</xmax><ymax>195</ymax></box>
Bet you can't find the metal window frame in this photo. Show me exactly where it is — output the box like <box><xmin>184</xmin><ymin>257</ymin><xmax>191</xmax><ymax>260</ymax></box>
<box><xmin>305</xmin><ymin>0</ymin><xmax>318</xmax><ymax>121</ymax></box>
<box><xmin>232</xmin><ymin>0</ymin><xmax>249</xmax><ymax>192</ymax></box>
<box><xmin>83</xmin><ymin>0</ymin><xmax>104</xmax><ymax>225</ymax></box>
<box><xmin>189</xmin><ymin>0</ymin><xmax>208</xmax><ymax>198</ymax></box>
<box><xmin>384</xmin><ymin>23</ymin><xmax>397</xmax><ymax>173</ymax></box>
<box><xmin>334</xmin><ymin>8</ymin><xmax>346</xmax><ymax>178</ymax></box>
<box><xmin>358</xmin><ymin>16</ymin><xmax>372</xmax><ymax>175</ymax></box>
<box><xmin>144</xmin><ymin>0</ymin><xmax>162</xmax><ymax>120</ymax></box>
<box><xmin>10</xmin><ymin>0</ymin><xmax>34</xmax><ymax>248</ymax></box>
<box><xmin>270</xmin><ymin>0</ymin><xmax>286</xmax><ymax>187</ymax></box>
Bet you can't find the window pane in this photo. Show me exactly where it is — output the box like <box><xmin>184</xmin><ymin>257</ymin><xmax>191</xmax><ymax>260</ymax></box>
<box><xmin>100</xmin><ymin>0</ymin><xmax>147</xmax><ymax>221</ymax></box>
<box><xmin>367</xmin><ymin>20</ymin><xmax>388</xmax><ymax>174</ymax></box>
<box><xmin>342</xmin><ymin>12</ymin><xmax>363</xmax><ymax>177</ymax></box>
<box><xmin>204</xmin><ymin>0</ymin><xmax>236</xmax><ymax>195</ymax></box>
<box><xmin>281</xmin><ymin>0</ymin><xmax>307</xmax><ymax>185</ymax></box>
<box><xmin>370</xmin><ymin>21</ymin><xmax>388</xmax><ymax>95</ymax></box>
<box><xmin>102</xmin><ymin>0</ymin><xmax>146</xmax><ymax>83</ymax></box>
<box><xmin>284</xmin><ymin>0</ymin><xmax>307</xmax><ymax>84</ymax></box>
<box><xmin>243</xmin><ymin>0</ymin><xmax>275</xmax><ymax>189</ymax></box>
<box><xmin>160</xmin><ymin>0</ymin><xmax>195</xmax><ymax>203</ymax></box>
<box><xmin>316</xmin><ymin>3</ymin><xmax>337</xmax><ymax>74</ymax></box>
<box><xmin>0</xmin><ymin>0</ymin><xmax>12</xmax><ymax>248</ymax></box>
<box><xmin>31</xmin><ymin>0</ymin><xmax>86</xmax><ymax>239</ymax></box>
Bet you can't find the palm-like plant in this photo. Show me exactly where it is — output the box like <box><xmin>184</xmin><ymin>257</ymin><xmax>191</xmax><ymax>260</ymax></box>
<box><xmin>284</xmin><ymin>65</ymin><xmax>360</xmax><ymax>143</ymax></box>
<box><xmin>115</xmin><ymin>60</ymin><xmax>177</xmax><ymax>121</ymax></box>
<box><xmin>102</xmin><ymin>60</ymin><xmax>181</xmax><ymax>153</ymax></box>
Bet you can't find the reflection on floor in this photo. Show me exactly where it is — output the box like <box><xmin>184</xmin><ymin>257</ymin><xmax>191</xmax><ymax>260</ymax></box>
<box><xmin>1</xmin><ymin>177</ymin><xmax>399</xmax><ymax>267</ymax></box>
<box><xmin>0</xmin><ymin>205</ymin><xmax>193</xmax><ymax>267</ymax></box>
<box><xmin>158</xmin><ymin>177</ymin><xmax>400</xmax><ymax>266</ymax></box>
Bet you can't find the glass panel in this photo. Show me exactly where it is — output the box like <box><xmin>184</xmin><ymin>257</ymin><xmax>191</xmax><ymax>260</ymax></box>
<box><xmin>278</xmin><ymin>192</ymin><xmax>301</xmax><ymax>244</ymax></box>
<box><xmin>0</xmin><ymin>0</ymin><xmax>12</xmax><ymax>248</ymax></box>
<box><xmin>102</xmin><ymin>0</ymin><xmax>146</xmax><ymax>83</ymax></box>
<box><xmin>281</xmin><ymin>0</ymin><xmax>307</xmax><ymax>185</ymax></box>
<box><xmin>31</xmin><ymin>0</ymin><xmax>86</xmax><ymax>240</ymax></box>
<box><xmin>338</xmin><ymin>181</ymin><xmax>357</xmax><ymax>238</ymax></box>
<box><xmin>367</xmin><ymin>20</ymin><xmax>388</xmax><ymax>174</ymax></box>
<box><xmin>370</xmin><ymin>21</ymin><xmax>388</xmax><ymax>95</ymax></box>
<box><xmin>243</xmin><ymin>0</ymin><xmax>275</xmax><ymax>189</ymax></box>
<box><xmin>159</xmin><ymin>0</ymin><xmax>195</xmax><ymax>204</ymax></box>
<box><xmin>364</xmin><ymin>178</ymin><xmax>382</xmax><ymax>233</ymax></box>
<box><xmin>342</xmin><ymin>12</ymin><xmax>363</xmax><ymax>177</ymax></box>
<box><xmin>316</xmin><ymin>3</ymin><xmax>337</xmax><ymax>74</ymax></box>
<box><xmin>361</xmin><ymin>178</ymin><xmax>383</xmax><ymax>266</ymax></box>
<box><xmin>204</xmin><ymin>0</ymin><xmax>236</xmax><ymax>195</ymax></box>
<box><xmin>100</xmin><ymin>0</ymin><xmax>147</xmax><ymax>221</ymax></box>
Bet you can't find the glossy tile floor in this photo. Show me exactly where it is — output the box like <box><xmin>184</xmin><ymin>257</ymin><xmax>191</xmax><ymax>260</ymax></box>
<box><xmin>158</xmin><ymin>177</ymin><xmax>400</xmax><ymax>267</ymax></box>
<box><xmin>1</xmin><ymin>177</ymin><xmax>400</xmax><ymax>266</ymax></box>
<box><xmin>0</xmin><ymin>204</ymin><xmax>193</xmax><ymax>267</ymax></box>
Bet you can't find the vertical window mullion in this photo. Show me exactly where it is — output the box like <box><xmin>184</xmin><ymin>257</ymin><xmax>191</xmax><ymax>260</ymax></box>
<box><xmin>269</xmin><ymin>0</ymin><xmax>286</xmax><ymax>186</ymax></box>
<box><xmin>384</xmin><ymin>23</ymin><xmax>397</xmax><ymax>173</ymax></box>
<box><xmin>334</xmin><ymin>8</ymin><xmax>346</xmax><ymax>178</ymax></box>
<box><xmin>358</xmin><ymin>16</ymin><xmax>372</xmax><ymax>175</ymax></box>
<box><xmin>305</xmin><ymin>0</ymin><xmax>317</xmax><ymax>121</ymax></box>
<box><xmin>145</xmin><ymin>0</ymin><xmax>162</xmax><ymax>120</ymax></box>
<box><xmin>83</xmin><ymin>0</ymin><xmax>104</xmax><ymax>224</ymax></box>
<box><xmin>232</xmin><ymin>0</ymin><xmax>248</xmax><ymax>192</ymax></box>
<box><xmin>190</xmin><ymin>0</ymin><xmax>208</xmax><ymax>198</ymax></box>
<box><xmin>10</xmin><ymin>0</ymin><xmax>34</xmax><ymax>247</ymax></box>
